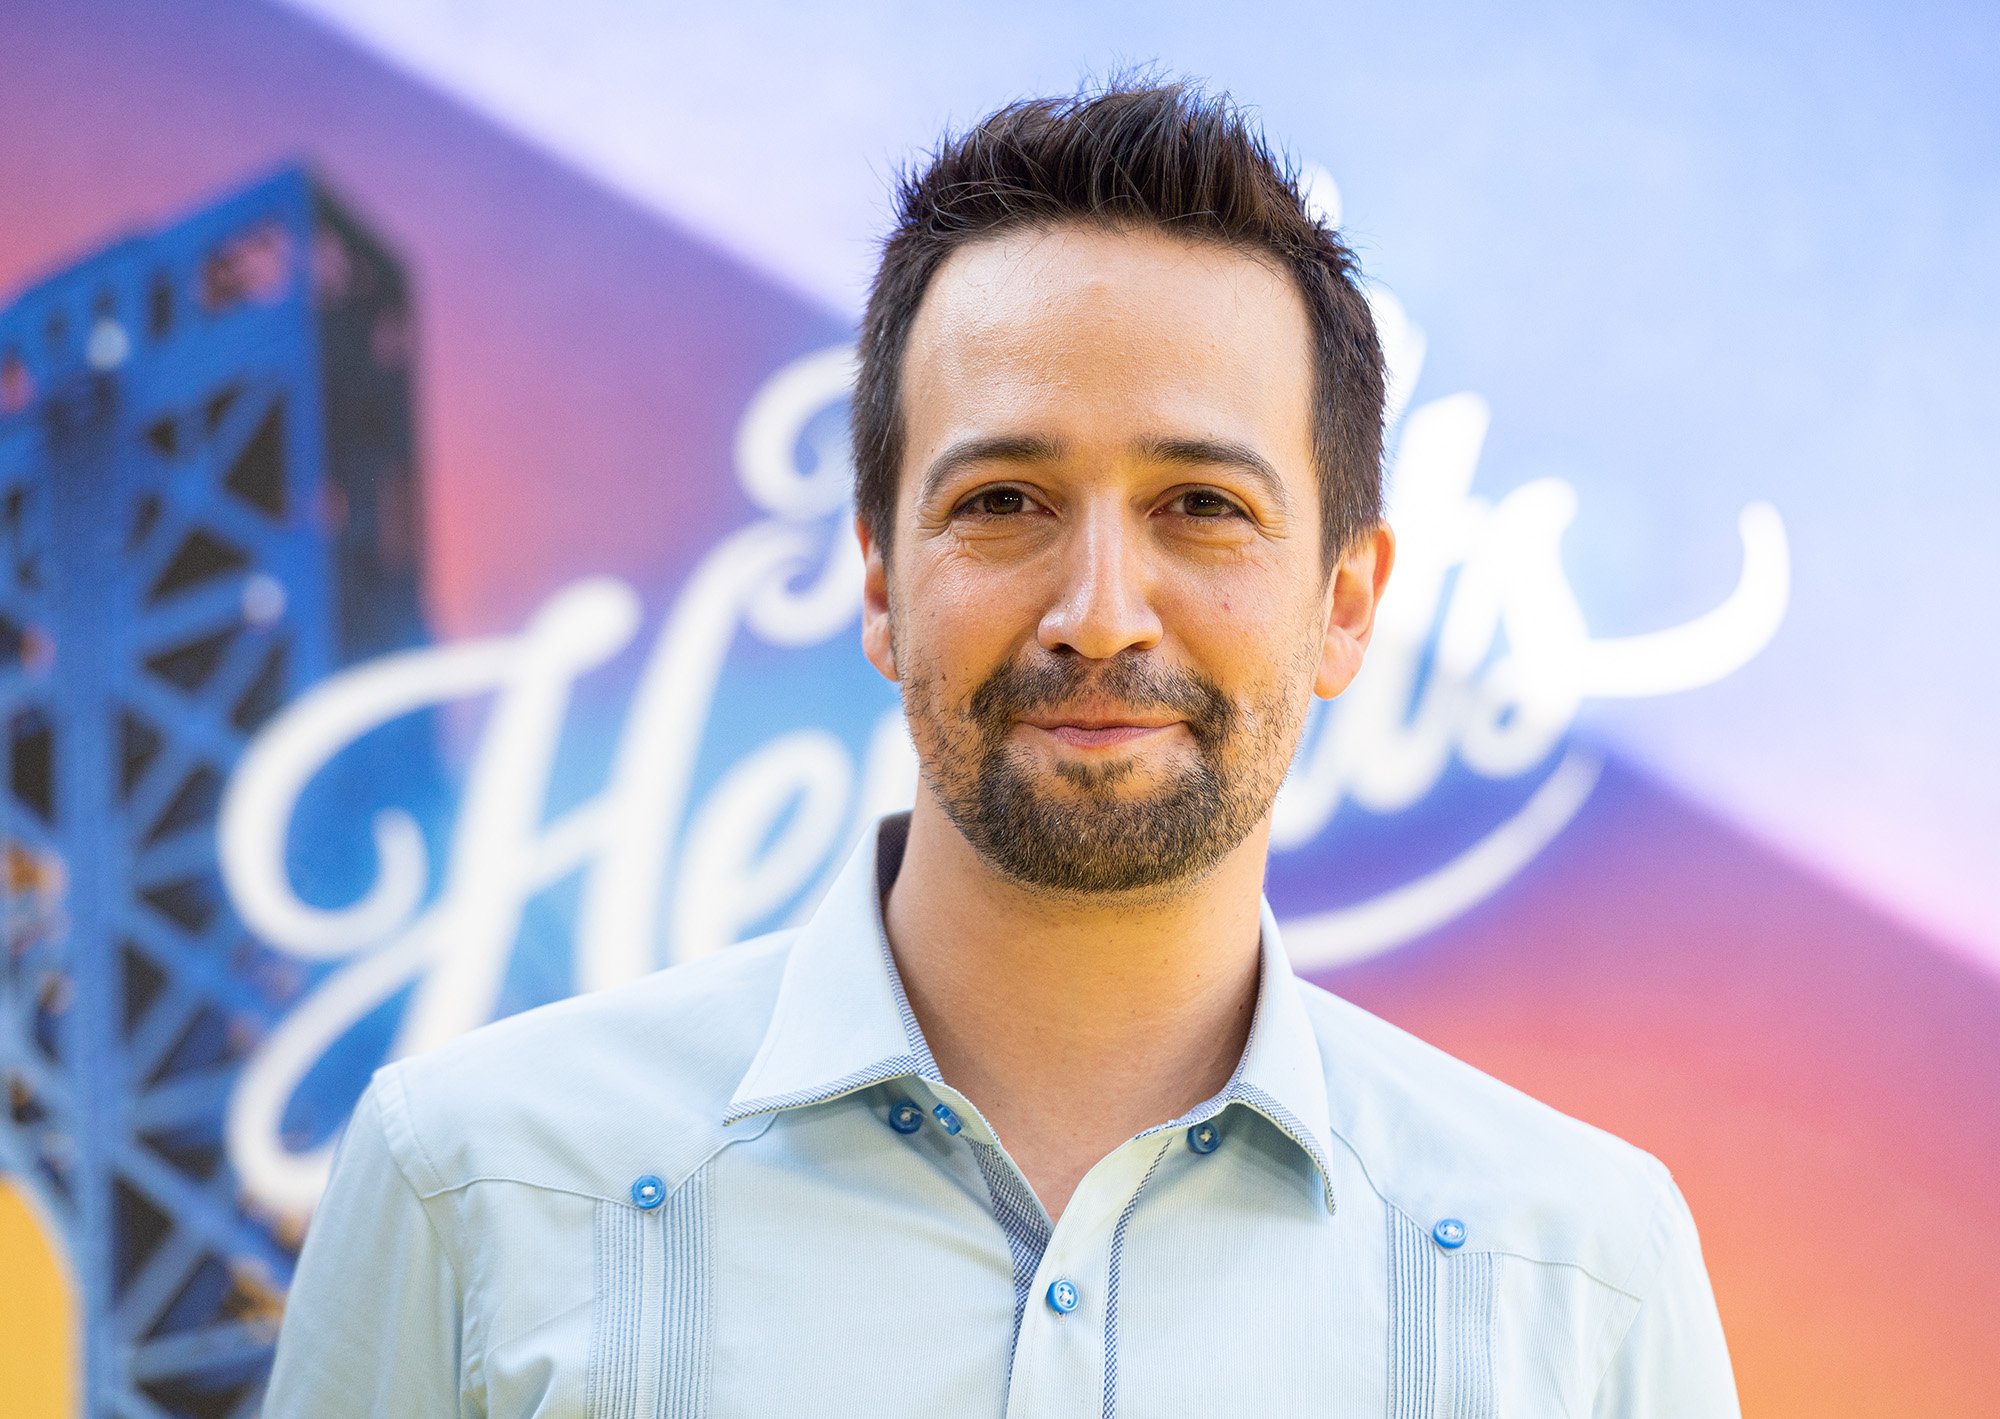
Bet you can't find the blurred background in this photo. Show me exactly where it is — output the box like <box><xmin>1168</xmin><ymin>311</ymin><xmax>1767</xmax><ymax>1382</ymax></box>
<box><xmin>1</xmin><ymin>1</ymin><xmax>1994</xmax><ymax>1414</ymax></box>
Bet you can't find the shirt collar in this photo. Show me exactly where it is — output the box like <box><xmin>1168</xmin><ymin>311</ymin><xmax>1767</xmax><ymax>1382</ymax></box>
<box><xmin>725</xmin><ymin>812</ymin><xmax>1338</xmax><ymax>1212</ymax></box>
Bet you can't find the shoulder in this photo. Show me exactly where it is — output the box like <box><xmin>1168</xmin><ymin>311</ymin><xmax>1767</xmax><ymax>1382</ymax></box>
<box><xmin>365</xmin><ymin>931</ymin><xmax>795</xmax><ymax>1207</ymax></box>
<box><xmin>1295</xmin><ymin>978</ymin><xmax>1674</xmax><ymax>1293</ymax></box>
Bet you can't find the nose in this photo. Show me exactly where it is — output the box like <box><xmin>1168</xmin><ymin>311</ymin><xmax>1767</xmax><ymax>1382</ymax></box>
<box><xmin>1036</xmin><ymin>502</ymin><xmax>1164</xmax><ymax>659</ymax></box>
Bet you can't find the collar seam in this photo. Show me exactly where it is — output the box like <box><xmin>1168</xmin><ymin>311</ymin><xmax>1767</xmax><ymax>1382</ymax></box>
<box><xmin>723</xmin><ymin>1052</ymin><xmax>933</xmax><ymax>1127</ymax></box>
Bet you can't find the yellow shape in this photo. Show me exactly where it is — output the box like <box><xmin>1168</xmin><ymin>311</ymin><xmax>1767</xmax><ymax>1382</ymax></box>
<box><xmin>0</xmin><ymin>1171</ymin><xmax>76</xmax><ymax>1418</ymax></box>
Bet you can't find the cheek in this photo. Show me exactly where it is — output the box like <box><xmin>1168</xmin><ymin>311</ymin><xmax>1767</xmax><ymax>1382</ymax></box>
<box><xmin>1158</xmin><ymin>563</ymin><xmax>1320</xmax><ymax>686</ymax></box>
<box><xmin>894</xmin><ymin>555</ymin><xmax>1040</xmax><ymax>690</ymax></box>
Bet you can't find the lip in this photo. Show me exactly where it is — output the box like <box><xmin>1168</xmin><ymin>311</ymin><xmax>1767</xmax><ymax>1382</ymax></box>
<box><xmin>1017</xmin><ymin>705</ymin><xmax>1181</xmax><ymax>732</ymax></box>
<box><xmin>1028</xmin><ymin>723</ymin><xmax>1177</xmax><ymax>748</ymax></box>
<box><xmin>1017</xmin><ymin>709</ymin><xmax>1183</xmax><ymax>749</ymax></box>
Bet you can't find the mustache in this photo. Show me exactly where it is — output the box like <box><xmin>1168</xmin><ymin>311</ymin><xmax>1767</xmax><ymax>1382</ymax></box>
<box><xmin>965</xmin><ymin>652</ymin><xmax>1234</xmax><ymax>748</ymax></box>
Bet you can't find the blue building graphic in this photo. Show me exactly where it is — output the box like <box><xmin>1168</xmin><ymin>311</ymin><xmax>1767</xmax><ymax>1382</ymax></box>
<box><xmin>0</xmin><ymin>167</ymin><xmax>433</xmax><ymax>1418</ymax></box>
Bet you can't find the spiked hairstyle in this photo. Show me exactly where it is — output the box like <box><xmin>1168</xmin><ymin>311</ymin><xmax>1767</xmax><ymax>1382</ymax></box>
<box><xmin>852</xmin><ymin>80</ymin><xmax>1386</xmax><ymax>572</ymax></box>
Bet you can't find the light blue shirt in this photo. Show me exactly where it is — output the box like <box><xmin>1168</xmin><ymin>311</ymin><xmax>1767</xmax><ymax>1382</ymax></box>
<box><xmin>266</xmin><ymin>812</ymin><xmax>1738</xmax><ymax>1417</ymax></box>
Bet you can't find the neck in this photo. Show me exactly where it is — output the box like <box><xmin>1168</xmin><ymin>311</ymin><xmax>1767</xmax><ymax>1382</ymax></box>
<box><xmin>881</xmin><ymin>791</ymin><xmax>1268</xmax><ymax>1221</ymax></box>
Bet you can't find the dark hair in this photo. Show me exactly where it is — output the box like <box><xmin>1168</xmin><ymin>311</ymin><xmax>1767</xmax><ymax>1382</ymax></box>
<box><xmin>853</xmin><ymin>79</ymin><xmax>1385</xmax><ymax>571</ymax></box>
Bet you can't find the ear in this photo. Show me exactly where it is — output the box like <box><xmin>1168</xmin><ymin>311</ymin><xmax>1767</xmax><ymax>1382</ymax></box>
<box><xmin>1314</xmin><ymin>521</ymin><xmax>1395</xmax><ymax>699</ymax></box>
<box><xmin>858</xmin><ymin>513</ymin><xmax>900</xmax><ymax>682</ymax></box>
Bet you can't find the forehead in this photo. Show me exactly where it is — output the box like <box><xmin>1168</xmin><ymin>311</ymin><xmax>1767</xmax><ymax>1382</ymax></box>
<box><xmin>898</xmin><ymin>223</ymin><xmax>1317</xmax><ymax>480</ymax></box>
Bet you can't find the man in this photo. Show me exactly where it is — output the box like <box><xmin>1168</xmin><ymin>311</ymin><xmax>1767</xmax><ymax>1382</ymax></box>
<box><xmin>267</xmin><ymin>81</ymin><xmax>1739</xmax><ymax>1416</ymax></box>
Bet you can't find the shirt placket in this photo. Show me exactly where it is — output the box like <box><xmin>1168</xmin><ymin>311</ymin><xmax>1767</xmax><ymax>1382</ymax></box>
<box><xmin>999</xmin><ymin>1130</ymin><xmax>1176</xmax><ymax>1419</ymax></box>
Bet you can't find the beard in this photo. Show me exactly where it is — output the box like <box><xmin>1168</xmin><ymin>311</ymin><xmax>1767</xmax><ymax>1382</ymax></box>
<box><xmin>900</xmin><ymin>644</ymin><xmax>1307</xmax><ymax>896</ymax></box>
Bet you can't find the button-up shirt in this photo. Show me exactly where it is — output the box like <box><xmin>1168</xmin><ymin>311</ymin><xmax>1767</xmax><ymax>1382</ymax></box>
<box><xmin>266</xmin><ymin>812</ymin><xmax>1739</xmax><ymax>1417</ymax></box>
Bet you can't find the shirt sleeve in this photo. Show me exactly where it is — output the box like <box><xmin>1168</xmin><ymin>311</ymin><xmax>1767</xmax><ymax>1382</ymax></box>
<box><xmin>263</xmin><ymin>1069</ymin><xmax>469</xmax><ymax>1418</ymax></box>
<box><xmin>1591</xmin><ymin>1174</ymin><xmax>1741</xmax><ymax>1418</ymax></box>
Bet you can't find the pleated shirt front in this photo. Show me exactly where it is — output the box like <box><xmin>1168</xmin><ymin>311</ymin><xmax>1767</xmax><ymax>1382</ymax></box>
<box><xmin>266</xmin><ymin>812</ymin><xmax>1739</xmax><ymax>1418</ymax></box>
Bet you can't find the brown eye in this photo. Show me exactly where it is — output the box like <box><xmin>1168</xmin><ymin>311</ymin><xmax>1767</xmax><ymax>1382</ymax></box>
<box><xmin>963</xmin><ymin>488</ymin><xmax>1028</xmax><ymax>516</ymax></box>
<box><xmin>1177</xmin><ymin>490</ymin><xmax>1244</xmax><ymax>518</ymax></box>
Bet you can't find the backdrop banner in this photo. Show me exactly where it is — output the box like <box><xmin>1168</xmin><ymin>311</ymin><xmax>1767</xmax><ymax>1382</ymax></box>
<box><xmin>1</xmin><ymin>2</ymin><xmax>1994</xmax><ymax>1416</ymax></box>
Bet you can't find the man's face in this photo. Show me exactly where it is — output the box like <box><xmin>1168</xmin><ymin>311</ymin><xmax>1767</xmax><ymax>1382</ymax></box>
<box><xmin>860</xmin><ymin>223</ymin><xmax>1390</xmax><ymax>897</ymax></box>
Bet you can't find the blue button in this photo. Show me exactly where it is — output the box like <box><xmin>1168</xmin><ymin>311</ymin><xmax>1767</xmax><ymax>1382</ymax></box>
<box><xmin>1186</xmin><ymin>1121</ymin><xmax>1221</xmax><ymax>1154</ymax></box>
<box><xmin>888</xmin><ymin>1099</ymin><xmax>925</xmax><ymax>1134</ymax></box>
<box><xmin>932</xmin><ymin>1103</ymin><xmax>963</xmax><ymax>1136</ymax></box>
<box><xmin>630</xmin><ymin>1174</ymin><xmax>665</xmax><ymax>1210</ymax></box>
<box><xmin>1433</xmin><ymin>1217</ymin><xmax>1467</xmax><ymax>1249</ymax></box>
<box><xmin>1046</xmin><ymin>1278</ymin><xmax>1080</xmax><ymax>1314</ymax></box>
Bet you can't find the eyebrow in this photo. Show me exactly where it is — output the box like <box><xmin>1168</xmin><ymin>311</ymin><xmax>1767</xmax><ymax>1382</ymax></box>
<box><xmin>915</xmin><ymin>432</ymin><xmax>1293</xmax><ymax>514</ymax></box>
<box><xmin>1138</xmin><ymin>436</ymin><xmax>1292</xmax><ymax>514</ymax></box>
<box><xmin>916</xmin><ymin>434</ymin><xmax>1064</xmax><ymax>509</ymax></box>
